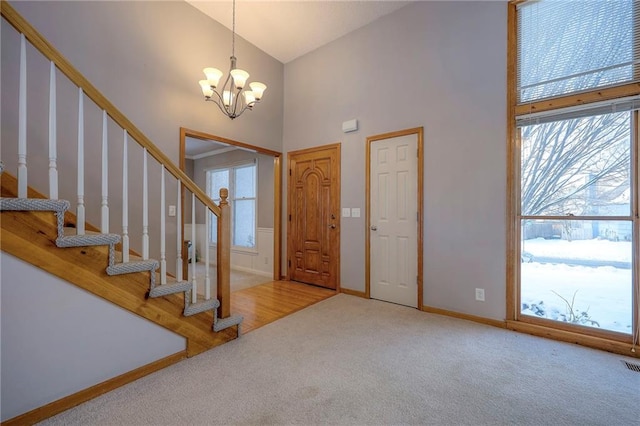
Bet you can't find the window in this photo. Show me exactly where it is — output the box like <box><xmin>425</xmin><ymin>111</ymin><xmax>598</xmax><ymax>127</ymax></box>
<box><xmin>519</xmin><ymin>110</ymin><xmax>633</xmax><ymax>335</ymax></box>
<box><xmin>509</xmin><ymin>0</ymin><xmax>640</xmax><ymax>345</ymax></box>
<box><xmin>517</xmin><ymin>0</ymin><xmax>637</xmax><ymax>102</ymax></box>
<box><xmin>207</xmin><ymin>162</ymin><xmax>257</xmax><ymax>249</ymax></box>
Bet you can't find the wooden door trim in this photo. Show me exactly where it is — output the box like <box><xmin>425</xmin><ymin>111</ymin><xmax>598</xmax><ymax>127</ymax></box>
<box><xmin>365</xmin><ymin>127</ymin><xmax>424</xmax><ymax>309</ymax></box>
<box><xmin>287</xmin><ymin>143</ymin><xmax>341</xmax><ymax>290</ymax></box>
<box><xmin>179</xmin><ymin>127</ymin><xmax>282</xmax><ymax>280</ymax></box>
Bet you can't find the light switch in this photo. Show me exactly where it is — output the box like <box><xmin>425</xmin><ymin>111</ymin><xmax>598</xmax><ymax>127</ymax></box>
<box><xmin>168</xmin><ymin>205</ymin><xmax>176</xmax><ymax>217</ymax></box>
<box><xmin>342</xmin><ymin>208</ymin><xmax>351</xmax><ymax>218</ymax></box>
<box><xmin>351</xmin><ymin>208</ymin><xmax>360</xmax><ymax>218</ymax></box>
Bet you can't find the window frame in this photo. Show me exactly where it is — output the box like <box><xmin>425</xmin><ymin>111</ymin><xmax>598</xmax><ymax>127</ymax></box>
<box><xmin>507</xmin><ymin>0</ymin><xmax>640</xmax><ymax>353</ymax></box>
<box><xmin>206</xmin><ymin>159</ymin><xmax>258</xmax><ymax>253</ymax></box>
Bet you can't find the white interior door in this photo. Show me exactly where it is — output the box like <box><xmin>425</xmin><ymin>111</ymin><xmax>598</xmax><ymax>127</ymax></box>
<box><xmin>370</xmin><ymin>134</ymin><xmax>418</xmax><ymax>307</ymax></box>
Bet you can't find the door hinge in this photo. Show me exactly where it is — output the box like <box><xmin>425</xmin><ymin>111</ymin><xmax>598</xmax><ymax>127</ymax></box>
<box><xmin>289</xmin><ymin>214</ymin><xmax>292</xmax><ymax>221</ymax></box>
<box><xmin>289</xmin><ymin>169</ymin><xmax>292</xmax><ymax>176</ymax></box>
<box><xmin>417</xmin><ymin>212</ymin><xmax>419</xmax><ymax>221</ymax></box>
<box><xmin>288</xmin><ymin>259</ymin><xmax>291</xmax><ymax>267</ymax></box>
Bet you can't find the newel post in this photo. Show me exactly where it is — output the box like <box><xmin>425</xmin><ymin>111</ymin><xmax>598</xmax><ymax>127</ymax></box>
<box><xmin>217</xmin><ymin>188</ymin><xmax>231</xmax><ymax>318</ymax></box>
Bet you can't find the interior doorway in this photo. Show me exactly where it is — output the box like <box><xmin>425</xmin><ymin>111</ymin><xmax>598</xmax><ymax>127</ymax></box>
<box><xmin>179</xmin><ymin>127</ymin><xmax>282</xmax><ymax>283</ymax></box>
<box><xmin>366</xmin><ymin>128</ymin><xmax>423</xmax><ymax>308</ymax></box>
<box><xmin>287</xmin><ymin>143</ymin><xmax>341</xmax><ymax>290</ymax></box>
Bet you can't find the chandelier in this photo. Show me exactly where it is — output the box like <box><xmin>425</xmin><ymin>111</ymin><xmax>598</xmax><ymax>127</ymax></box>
<box><xmin>198</xmin><ymin>0</ymin><xmax>267</xmax><ymax>120</ymax></box>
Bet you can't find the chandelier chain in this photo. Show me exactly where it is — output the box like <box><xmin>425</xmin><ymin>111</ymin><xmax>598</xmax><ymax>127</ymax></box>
<box><xmin>199</xmin><ymin>0</ymin><xmax>266</xmax><ymax>120</ymax></box>
<box><xmin>231</xmin><ymin>0</ymin><xmax>236</xmax><ymax>58</ymax></box>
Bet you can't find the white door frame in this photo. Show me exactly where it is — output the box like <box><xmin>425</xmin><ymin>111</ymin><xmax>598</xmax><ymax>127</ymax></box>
<box><xmin>366</xmin><ymin>127</ymin><xmax>423</xmax><ymax>308</ymax></box>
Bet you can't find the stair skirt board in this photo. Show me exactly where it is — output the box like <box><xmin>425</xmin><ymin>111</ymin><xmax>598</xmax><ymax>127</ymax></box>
<box><xmin>1</xmin><ymin>195</ymin><xmax>242</xmax><ymax>336</ymax></box>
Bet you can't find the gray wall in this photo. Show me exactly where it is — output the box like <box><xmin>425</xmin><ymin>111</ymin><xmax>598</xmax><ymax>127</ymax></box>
<box><xmin>283</xmin><ymin>2</ymin><xmax>507</xmax><ymax>320</ymax></box>
<box><xmin>1</xmin><ymin>1</ymin><xmax>284</xmax><ymax>275</ymax></box>
<box><xmin>188</xmin><ymin>150</ymin><xmax>275</xmax><ymax>227</ymax></box>
<box><xmin>1</xmin><ymin>0</ymin><xmax>508</xmax><ymax>362</ymax></box>
<box><xmin>0</xmin><ymin>2</ymin><xmax>283</xmax><ymax>420</ymax></box>
<box><xmin>0</xmin><ymin>253</ymin><xmax>186</xmax><ymax>422</ymax></box>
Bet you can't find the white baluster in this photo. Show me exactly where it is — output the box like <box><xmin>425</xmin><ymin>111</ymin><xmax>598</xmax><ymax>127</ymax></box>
<box><xmin>160</xmin><ymin>166</ymin><xmax>167</xmax><ymax>285</ymax></box>
<box><xmin>48</xmin><ymin>61</ymin><xmax>58</xmax><ymax>199</ymax></box>
<box><xmin>101</xmin><ymin>111</ymin><xmax>109</xmax><ymax>233</ymax></box>
<box><xmin>122</xmin><ymin>130</ymin><xmax>129</xmax><ymax>263</ymax></box>
<box><xmin>205</xmin><ymin>204</ymin><xmax>211</xmax><ymax>300</ymax></box>
<box><xmin>18</xmin><ymin>34</ymin><xmax>27</xmax><ymax>198</ymax></box>
<box><xmin>191</xmin><ymin>193</ymin><xmax>197</xmax><ymax>303</ymax></box>
<box><xmin>76</xmin><ymin>88</ymin><xmax>85</xmax><ymax>235</ymax></box>
<box><xmin>176</xmin><ymin>180</ymin><xmax>183</xmax><ymax>282</ymax></box>
<box><xmin>142</xmin><ymin>148</ymin><xmax>149</xmax><ymax>260</ymax></box>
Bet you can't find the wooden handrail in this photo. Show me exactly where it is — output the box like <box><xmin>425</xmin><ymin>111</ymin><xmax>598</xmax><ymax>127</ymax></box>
<box><xmin>0</xmin><ymin>0</ymin><xmax>220</xmax><ymax>216</ymax></box>
<box><xmin>2</xmin><ymin>0</ymin><xmax>232</xmax><ymax>319</ymax></box>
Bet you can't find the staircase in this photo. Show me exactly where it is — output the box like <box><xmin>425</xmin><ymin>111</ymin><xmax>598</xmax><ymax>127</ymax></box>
<box><xmin>0</xmin><ymin>184</ymin><xmax>243</xmax><ymax>336</ymax></box>
<box><xmin>0</xmin><ymin>0</ymin><xmax>242</xmax><ymax>353</ymax></box>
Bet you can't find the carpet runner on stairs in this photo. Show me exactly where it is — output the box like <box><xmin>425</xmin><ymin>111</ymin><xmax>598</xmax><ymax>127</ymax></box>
<box><xmin>0</xmin><ymin>196</ymin><xmax>242</xmax><ymax>335</ymax></box>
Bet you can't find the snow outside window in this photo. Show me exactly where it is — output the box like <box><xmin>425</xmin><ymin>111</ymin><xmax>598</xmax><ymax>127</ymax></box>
<box><xmin>515</xmin><ymin>1</ymin><xmax>638</xmax><ymax>337</ymax></box>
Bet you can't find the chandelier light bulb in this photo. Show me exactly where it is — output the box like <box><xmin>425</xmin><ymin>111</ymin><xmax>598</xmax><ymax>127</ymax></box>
<box><xmin>223</xmin><ymin>90</ymin><xmax>233</xmax><ymax>107</ymax></box>
<box><xmin>199</xmin><ymin>80</ymin><xmax>214</xmax><ymax>98</ymax></box>
<box><xmin>243</xmin><ymin>90</ymin><xmax>256</xmax><ymax>106</ymax></box>
<box><xmin>203</xmin><ymin>68</ymin><xmax>223</xmax><ymax>88</ymax></box>
<box><xmin>249</xmin><ymin>82</ymin><xmax>267</xmax><ymax>100</ymax></box>
<box><xmin>230</xmin><ymin>68</ymin><xmax>250</xmax><ymax>90</ymax></box>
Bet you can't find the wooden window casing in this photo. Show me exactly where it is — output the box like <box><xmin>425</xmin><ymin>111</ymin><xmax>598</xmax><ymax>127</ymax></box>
<box><xmin>506</xmin><ymin>0</ymin><xmax>640</xmax><ymax>357</ymax></box>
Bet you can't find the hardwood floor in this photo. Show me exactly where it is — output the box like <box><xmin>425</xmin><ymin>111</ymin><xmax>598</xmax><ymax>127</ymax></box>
<box><xmin>231</xmin><ymin>280</ymin><xmax>336</xmax><ymax>334</ymax></box>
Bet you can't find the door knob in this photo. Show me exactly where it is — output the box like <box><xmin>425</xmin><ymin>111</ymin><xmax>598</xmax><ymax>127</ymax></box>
<box><xmin>328</xmin><ymin>224</ymin><xmax>336</xmax><ymax>229</ymax></box>
<box><xmin>370</xmin><ymin>225</ymin><xmax>377</xmax><ymax>231</ymax></box>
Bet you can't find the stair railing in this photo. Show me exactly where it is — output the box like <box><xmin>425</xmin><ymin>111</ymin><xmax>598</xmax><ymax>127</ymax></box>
<box><xmin>0</xmin><ymin>1</ymin><xmax>232</xmax><ymax>319</ymax></box>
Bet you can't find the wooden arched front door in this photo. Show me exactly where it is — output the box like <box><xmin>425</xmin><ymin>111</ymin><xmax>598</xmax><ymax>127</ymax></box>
<box><xmin>287</xmin><ymin>144</ymin><xmax>340</xmax><ymax>290</ymax></box>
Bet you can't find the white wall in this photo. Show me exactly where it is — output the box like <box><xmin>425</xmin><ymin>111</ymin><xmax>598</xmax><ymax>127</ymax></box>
<box><xmin>283</xmin><ymin>2</ymin><xmax>507</xmax><ymax>319</ymax></box>
<box><xmin>185</xmin><ymin>224</ymin><xmax>273</xmax><ymax>277</ymax></box>
<box><xmin>0</xmin><ymin>253</ymin><xmax>186</xmax><ymax>422</ymax></box>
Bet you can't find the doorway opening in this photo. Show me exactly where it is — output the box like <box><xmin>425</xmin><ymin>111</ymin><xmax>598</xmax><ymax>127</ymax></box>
<box><xmin>179</xmin><ymin>127</ymin><xmax>282</xmax><ymax>291</ymax></box>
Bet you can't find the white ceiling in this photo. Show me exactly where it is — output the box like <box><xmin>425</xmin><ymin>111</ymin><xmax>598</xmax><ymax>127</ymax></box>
<box><xmin>185</xmin><ymin>137</ymin><xmax>226</xmax><ymax>157</ymax></box>
<box><xmin>186</xmin><ymin>1</ymin><xmax>413</xmax><ymax>64</ymax></box>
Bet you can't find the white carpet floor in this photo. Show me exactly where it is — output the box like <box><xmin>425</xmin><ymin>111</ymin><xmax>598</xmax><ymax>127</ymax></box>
<box><xmin>40</xmin><ymin>294</ymin><xmax>640</xmax><ymax>425</ymax></box>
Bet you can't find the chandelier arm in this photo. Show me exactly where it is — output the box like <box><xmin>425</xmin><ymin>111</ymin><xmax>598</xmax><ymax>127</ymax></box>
<box><xmin>206</xmin><ymin>97</ymin><xmax>234</xmax><ymax>117</ymax></box>
<box><xmin>219</xmin><ymin>71</ymin><xmax>233</xmax><ymax>97</ymax></box>
<box><xmin>232</xmin><ymin>87</ymin><xmax>245</xmax><ymax>116</ymax></box>
<box><xmin>232</xmin><ymin>104</ymin><xmax>251</xmax><ymax>119</ymax></box>
<box><xmin>207</xmin><ymin>89</ymin><xmax>225</xmax><ymax>106</ymax></box>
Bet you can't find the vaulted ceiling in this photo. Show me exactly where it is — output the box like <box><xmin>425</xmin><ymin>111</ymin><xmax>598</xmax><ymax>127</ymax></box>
<box><xmin>186</xmin><ymin>1</ymin><xmax>413</xmax><ymax>64</ymax></box>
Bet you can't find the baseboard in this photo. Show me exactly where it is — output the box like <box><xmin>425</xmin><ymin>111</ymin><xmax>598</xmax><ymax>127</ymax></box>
<box><xmin>231</xmin><ymin>265</ymin><xmax>272</xmax><ymax>278</ymax></box>
<box><xmin>421</xmin><ymin>305</ymin><xmax>507</xmax><ymax>329</ymax></box>
<box><xmin>340</xmin><ymin>288</ymin><xmax>367</xmax><ymax>298</ymax></box>
<box><xmin>3</xmin><ymin>351</ymin><xmax>186</xmax><ymax>425</ymax></box>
